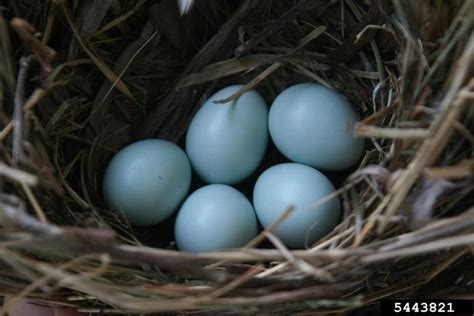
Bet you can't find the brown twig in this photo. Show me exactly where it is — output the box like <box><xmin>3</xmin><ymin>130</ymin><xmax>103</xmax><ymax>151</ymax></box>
<box><xmin>9</xmin><ymin>18</ymin><xmax>56</xmax><ymax>80</ymax></box>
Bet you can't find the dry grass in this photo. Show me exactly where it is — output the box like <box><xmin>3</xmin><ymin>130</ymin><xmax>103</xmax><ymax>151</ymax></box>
<box><xmin>0</xmin><ymin>0</ymin><xmax>473</xmax><ymax>314</ymax></box>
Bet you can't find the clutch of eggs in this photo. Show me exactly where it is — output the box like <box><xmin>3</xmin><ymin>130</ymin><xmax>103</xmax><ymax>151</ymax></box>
<box><xmin>101</xmin><ymin>82</ymin><xmax>361</xmax><ymax>249</ymax></box>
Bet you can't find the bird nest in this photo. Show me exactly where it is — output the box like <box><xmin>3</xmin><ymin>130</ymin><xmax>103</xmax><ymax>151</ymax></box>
<box><xmin>0</xmin><ymin>0</ymin><xmax>473</xmax><ymax>314</ymax></box>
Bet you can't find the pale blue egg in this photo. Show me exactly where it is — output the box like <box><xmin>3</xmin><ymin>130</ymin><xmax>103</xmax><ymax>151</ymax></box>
<box><xmin>175</xmin><ymin>184</ymin><xmax>258</xmax><ymax>252</ymax></box>
<box><xmin>186</xmin><ymin>85</ymin><xmax>268</xmax><ymax>184</ymax></box>
<box><xmin>103</xmin><ymin>139</ymin><xmax>191</xmax><ymax>226</ymax></box>
<box><xmin>253</xmin><ymin>163</ymin><xmax>340</xmax><ymax>248</ymax></box>
<box><xmin>269</xmin><ymin>83</ymin><xmax>364</xmax><ymax>170</ymax></box>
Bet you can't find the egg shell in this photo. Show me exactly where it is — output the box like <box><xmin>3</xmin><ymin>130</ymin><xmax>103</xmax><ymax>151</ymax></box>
<box><xmin>103</xmin><ymin>139</ymin><xmax>191</xmax><ymax>226</ymax></box>
<box><xmin>269</xmin><ymin>83</ymin><xmax>364</xmax><ymax>170</ymax></box>
<box><xmin>175</xmin><ymin>184</ymin><xmax>258</xmax><ymax>252</ymax></box>
<box><xmin>253</xmin><ymin>163</ymin><xmax>340</xmax><ymax>248</ymax></box>
<box><xmin>186</xmin><ymin>85</ymin><xmax>269</xmax><ymax>184</ymax></box>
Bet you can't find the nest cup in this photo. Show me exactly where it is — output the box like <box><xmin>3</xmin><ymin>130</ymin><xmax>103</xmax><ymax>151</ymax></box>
<box><xmin>0</xmin><ymin>0</ymin><xmax>473</xmax><ymax>314</ymax></box>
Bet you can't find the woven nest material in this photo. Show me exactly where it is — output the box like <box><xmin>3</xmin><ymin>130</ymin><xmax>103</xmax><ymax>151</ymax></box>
<box><xmin>0</xmin><ymin>0</ymin><xmax>473</xmax><ymax>314</ymax></box>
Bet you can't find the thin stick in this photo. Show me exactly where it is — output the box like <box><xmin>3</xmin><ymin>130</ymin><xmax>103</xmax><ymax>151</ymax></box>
<box><xmin>425</xmin><ymin>160</ymin><xmax>474</xmax><ymax>179</ymax></box>
<box><xmin>256</xmin><ymin>226</ymin><xmax>355</xmax><ymax>278</ymax></box>
<box><xmin>41</xmin><ymin>4</ymin><xmax>55</xmax><ymax>44</ymax></box>
<box><xmin>21</xmin><ymin>183</ymin><xmax>48</xmax><ymax>224</ymax></box>
<box><xmin>206</xmin><ymin>206</ymin><xmax>294</xmax><ymax>268</ymax></box>
<box><xmin>246</xmin><ymin>206</ymin><xmax>295</xmax><ymax>248</ymax></box>
<box><xmin>12</xmin><ymin>56</ymin><xmax>32</xmax><ymax>165</ymax></box>
<box><xmin>355</xmin><ymin>124</ymin><xmax>429</xmax><ymax>139</ymax></box>
<box><xmin>205</xmin><ymin>265</ymin><xmax>263</xmax><ymax>299</ymax></box>
<box><xmin>0</xmin><ymin>163</ymin><xmax>38</xmax><ymax>186</ymax></box>
<box><xmin>213</xmin><ymin>62</ymin><xmax>281</xmax><ymax>104</ymax></box>
<box><xmin>265</xmin><ymin>231</ymin><xmax>334</xmax><ymax>281</ymax></box>
<box><xmin>0</xmin><ymin>88</ymin><xmax>47</xmax><ymax>141</ymax></box>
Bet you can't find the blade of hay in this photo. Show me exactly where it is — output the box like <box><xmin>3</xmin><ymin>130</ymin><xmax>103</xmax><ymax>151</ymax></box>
<box><xmin>205</xmin><ymin>265</ymin><xmax>264</xmax><ymax>299</ymax></box>
<box><xmin>246</xmin><ymin>206</ymin><xmax>295</xmax><ymax>248</ymax></box>
<box><xmin>257</xmin><ymin>226</ymin><xmax>356</xmax><ymax>278</ymax></box>
<box><xmin>97</xmin><ymin>0</ymin><xmax>147</xmax><ymax>34</ymax></box>
<box><xmin>355</xmin><ymin>124</ymin><xmax>430</xmax><ymax>139</ymax></box>
<box><xmin>425</xmin><ymin>159</ymin><xmax>474</xmax><ymax>179</ymax></box>
<box><xmin>362</xmin><ymin>234</ymin><xmax>474</xmax><ymax>262</ymax></box>
<box><xmin>113</xmin><ymin>246</ymin><xmax>351</xmax><ymax>263</ymax></box>
<box><xmin>88</xmin><ymin>24</ymin><xmax>158</xmax><ymax>132</ymax></box>
<box><xmin>0</xmin><ymin>163</ymin><xmax>37</xmax><ymax>186</ymax></box>
<box><xmin>377</xmin><ymin>208</ymin><xmax>474</xmax><ymax>252</ymax></box>
<box><xmin>58</xmin><ymin>1</ymin><xmax>139</xmax><ymax>106</ymax></box>
<box><xmin>264</xmin><ymin>231</ymin><xmax>334</xmax><ymax>282</ymax></box>
<box><xmin>180</xmin><ymin>54</ymin><xmax>276</xmax><ymax>87</ymax></box>
<box><xmin>291</xmin><ymin>64</ymin><xmax>333</xmax><ymax>88</ymax></box>
<box><xmin>213</xmin><ymin>62</ymin><xmax>281</xmax><ymax>104</ymax></box>
<box><xmin>21</xmin><ymin>184</ymin><xmax>48</xmax><ymax>224</ymax></box>
<box><xmin>206</xmin><ymin>206</ymin><xmax>295</xmax><ymax>269</ymax></box>
<box><xmin>67</xmin><ymin>0</ymin><xmax>114</xmax><ymax>59</ymax></box>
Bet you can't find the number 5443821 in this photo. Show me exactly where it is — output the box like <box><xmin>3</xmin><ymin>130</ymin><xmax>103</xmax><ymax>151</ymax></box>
<box><xmin>393</xmin><ymin>302</ymin><xmax>454</xmax><ymax>313</ymax></box>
